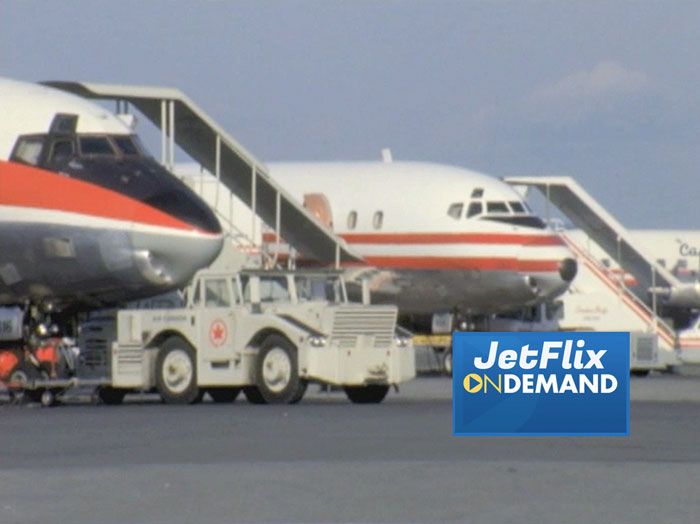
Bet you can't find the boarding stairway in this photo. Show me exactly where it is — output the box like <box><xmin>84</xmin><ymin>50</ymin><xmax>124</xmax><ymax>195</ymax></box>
<box><xmin>44</xmin><ymin>81</ymin><xmax>362</xmax><ymax>269</ymax></box>
<box><xmin>504</xmin><ymin>176</ymin><xmax>700</xmax><ymax>310</ymax></box>
<box><xmin>178</xmin><ymin>170</ymin><xmax>270</xmax><ymax>267</ymax></box>
<box><xmin>559</xmin><ymin>231</ymin><xmax>676</xmax><ymax>353</ymax></box>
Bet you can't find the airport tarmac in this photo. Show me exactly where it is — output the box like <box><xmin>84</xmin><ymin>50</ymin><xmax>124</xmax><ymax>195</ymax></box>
<box><xmin>1</xmin><ymin>374</ymin><xmax>700</xmax><ymax>524</ymax></box>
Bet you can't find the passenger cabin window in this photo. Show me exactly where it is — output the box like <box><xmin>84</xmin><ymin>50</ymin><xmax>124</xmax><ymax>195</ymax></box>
<box><xmin>347</xmin><ymin>211</ymin><xmax>357</xmax><ymax>230</ymax></box>
<box><xmin>447</xmin><ymin>203</ymin><xmax>463</xmax><ymax>219</ymax></box>
<box><xmin>10</xmin><ymin>136</ymin><xmax>45</xmax><ymax>166</ymax></box>
<box><xmin>259</xmin><ymin>276</ymin><xmax>290</xmax><ymax>302</ymax></box>
<box><xmin>466</xmin><ymin>202</ymin><xmax>483</xmax><ymax>218</ymax></box>
<box><xmin>486</xmin><ymin>201</ymin><xmax>509</xmax><ymax>214</ymax></box>
<box><xmin>204</xmin><ymin>278</ymin><xmax>231</xmax><ymax>307</ymax></box>
<box><xmin>373</xmin><ymin>211</ymin><xmax>384</xmax><ymax>230</ymax></box>
<box><xmin>508</xmin><ymin>201</ymin><xmax>526</xmax><ymax>213</ymax></box>
<box><xmin>79</xmin><ymin>136</ymin><xmax>115</xmax><ymax>156</ymax></box>
<box><xmin>471</xmin><ymin>188</ymin><xmax>484</xmax><ymax>198</ymax></box>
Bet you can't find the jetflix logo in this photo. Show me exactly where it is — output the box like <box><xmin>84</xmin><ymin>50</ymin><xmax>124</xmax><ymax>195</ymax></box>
<box><xmin>453</xmin><ymin>332</ymin><xmax>630</xmax><ymax>436</ymax></box>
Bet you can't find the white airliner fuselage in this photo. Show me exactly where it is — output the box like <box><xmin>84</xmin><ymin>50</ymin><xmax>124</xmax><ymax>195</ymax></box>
<box><xmin>263</xmin><ymin>161</ymin><xmax>577</xmax><ymax>327</ymax></box>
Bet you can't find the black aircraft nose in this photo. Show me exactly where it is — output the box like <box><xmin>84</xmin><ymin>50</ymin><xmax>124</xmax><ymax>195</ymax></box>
<box><xmin>559</xmin><ymin>258</ymin><xmax>578</xmax><ymax>282</ymax></box>
<box><xmin>60</xmin><ymin>156</ymin><xmax>222</xmax><ymax>235</ymax></box>
<box><xmin>144</xmin><ymin>187</ymin><xmax>222</xmax><ymax>235</ymax></box>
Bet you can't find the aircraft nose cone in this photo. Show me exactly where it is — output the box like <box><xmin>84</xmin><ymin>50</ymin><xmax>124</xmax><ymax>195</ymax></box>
<box><xmin>130</xmin><ymin>230</ymin><xmax>224</xmax><ymax>288</ymax></box>
<box><xmin>559</xmin><ymin>257</ymin><xmax>578</xmax><ymax>282</ymax></box>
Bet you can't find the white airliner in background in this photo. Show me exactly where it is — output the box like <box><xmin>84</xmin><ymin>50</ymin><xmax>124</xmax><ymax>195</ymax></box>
<box><xmin>178</xmin><ymin>159</ymin><xmax>578</xmax><ymax>332</ymax></box>
<box><xmin>628</xmin><ymin>230</ymin><xmax>700</xmax><ymax>283</ymax></box>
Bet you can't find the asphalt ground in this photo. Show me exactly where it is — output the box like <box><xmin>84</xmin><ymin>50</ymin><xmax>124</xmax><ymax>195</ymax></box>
<box><xmin>1</xmin><ymin>373</ymin><xmax>700</xmax><ymax>524</ymax></box>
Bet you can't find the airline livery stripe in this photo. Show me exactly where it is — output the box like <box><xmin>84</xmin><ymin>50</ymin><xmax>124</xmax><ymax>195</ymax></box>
<box><xmin>0</xmin><ymin>160</ymin><xmax>199</xmax><ymax>233</ymax></box>
<box><xmin>341</xmin><ymin>232</ymin><xmax>565</xmax><ymax>245</ymax></box>
<box><xmin>0</xmin><ymin>205</ymin><xmax>216</xmax><ymax>239</ymax></box>
<box><xmin>271</xmin><ymin>253</ymin><xmax>560</xmax><ymax>272</ymax></box>
<box><xmin>263</xmin><ymin>232</ymin><xmax>565</xmax><ymax>246</ymax></box>
<box><xmin>361</xmin><ymin>256</ymin><xmax>560</xmax><ymax>271</ymax></box>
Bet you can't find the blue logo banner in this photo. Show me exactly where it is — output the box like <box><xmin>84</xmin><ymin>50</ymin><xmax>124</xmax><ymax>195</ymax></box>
<box><xmin>453</xmin><ymin>332</ymin><xmax>630</xmax><ymax>436</ymax></box>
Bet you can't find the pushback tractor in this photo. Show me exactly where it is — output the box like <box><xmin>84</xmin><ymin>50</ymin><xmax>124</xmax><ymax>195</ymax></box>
<box><xmin>75</xmin><ymin>268</ymin><xmax>415</xmax><ymax>405</ymax></box>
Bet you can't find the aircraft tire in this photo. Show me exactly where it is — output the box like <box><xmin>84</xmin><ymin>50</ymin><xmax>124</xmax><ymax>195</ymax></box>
<box><xmin>344</xmin><ymin>385</ymin><xmax>390</xmax><ymax>404</ymax></box>
<box><xmin>155</xmin><ymin>336</ymin><xmax>200</xmax><ymax>404</ymax></box>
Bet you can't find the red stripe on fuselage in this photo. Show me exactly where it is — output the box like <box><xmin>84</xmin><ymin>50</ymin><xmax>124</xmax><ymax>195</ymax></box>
<box><xmin>354</xmin><ymin>256</ymin><xmax>559</xmax><ymax>272</ymax></box>
<box><xmin>340</xmin><ymin>232</ymin><xmax>564</xmax><ymax>246</ymax></box>
<box><xmin>263</xmin><ymin>231</ymin><xmax>564</xmax><ymax>246</ymax></box>
<box><xmin>0</xmin><ymin>160</ymin><xmax>196</xmax><ymax>232</ymax></box>
<box><xmin>272</xmin><ymin>253</ymin><xmax>560</xmax><ymax>272</ymax></box>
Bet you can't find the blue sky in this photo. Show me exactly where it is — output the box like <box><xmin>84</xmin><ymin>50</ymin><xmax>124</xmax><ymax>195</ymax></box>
<box><xmin>2</xmin><ymin>1</ymin><xmax>699</xmax><ymax>228</ymax></box>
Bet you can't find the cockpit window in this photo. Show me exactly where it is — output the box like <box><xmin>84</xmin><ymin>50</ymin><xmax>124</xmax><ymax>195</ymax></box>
<box><xmin>466</xmin><ymin>202</ymin><xmax>482</xmax><ymax>218</ymax></box>
<box><xmin>10</xmin><ymin>135</ymin><xmax>45</xmax><ymax>166</ymax></box>
<box><xmin>486</xmin><ymin>201</ymin><xmax>509</xmax><ymax>214</ymax></box>
<box><xmin>112</xmin><ymin>135</ymin><xmax>141</xmax><ymax>156</ymax></box>
<box><xmin>471</xmin><ymin>188</ymin><xmax>484</xmax><ymax>198</ymax></box>
<box><xmin>79</xmin><ymin>136</ymin><xmax>116</xmax><ymax>156</ymax></box>
<box><xmin>508</xmin><ymin>201</ymin><xmax>526</xmax><ymax>213</ymax></box>
<box><xmin>447</xmin><ymin>203</ymin><xmax>463</xmax><ymax>219</ymax></box>
<box><xmin>49</xmin><ymin>139</ymin><xmax>74</xmax><ymax>164</ymax></box>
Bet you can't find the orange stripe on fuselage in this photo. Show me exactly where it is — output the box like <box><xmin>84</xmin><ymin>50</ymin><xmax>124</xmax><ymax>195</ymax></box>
<box><xmin>357</xmin><ymin>256</ymin><xmax>559</xmax><ymax>272</ymax></box>
<box><xmin>341</xmin><ymin>232</ymin><xmax>564</xmax><ymax>245</ymax></box>
<box><xmin>0</xmin><ymin>160</ymin><xmax>195</xmax><ymax>232</ymax></box>
<box><xmin>271</xmin><ymin>253</ymin><xmax>560</xmax><ymax>272</ymax></box>
<box><xmin>263</xmin><ymin>231</ymin><xmax>565</xmax><ymax>246</ymax></box>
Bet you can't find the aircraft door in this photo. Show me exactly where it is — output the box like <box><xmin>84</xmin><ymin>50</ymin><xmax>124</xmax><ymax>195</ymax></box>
<box><xmin>303</xmin><ymin>193</ymin><xmax>333</xmax><ymax>229</ymax></box>
<box><xmin>198</xmin><ymin>277</ymin><xmax>237</xmax><ymax>384</ymax></box>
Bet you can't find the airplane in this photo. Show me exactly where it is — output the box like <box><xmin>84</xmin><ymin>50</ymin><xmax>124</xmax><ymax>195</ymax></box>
<box><xmin>624</xmin><ymin>230</ymin><xmax>700</xmax><ymax>284</ymax></box>
<box><xmin>267</xmin><ymin>160</ymin><xmax>577</xmax><ymax>331</ymax></box>
<box><xmin>564</xmin><ymin>228</ymin><xmax>700</xmax><ymax>328</ymax></box>
<box><xmin>177</xmin><ymin>158</ymin><xmax>579</xmax><ymax>334</ymax></box>
<box><xmin>0</xmin><ymin>77</ymin><xmax>223</xmax><ymax>324</ymax></box>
